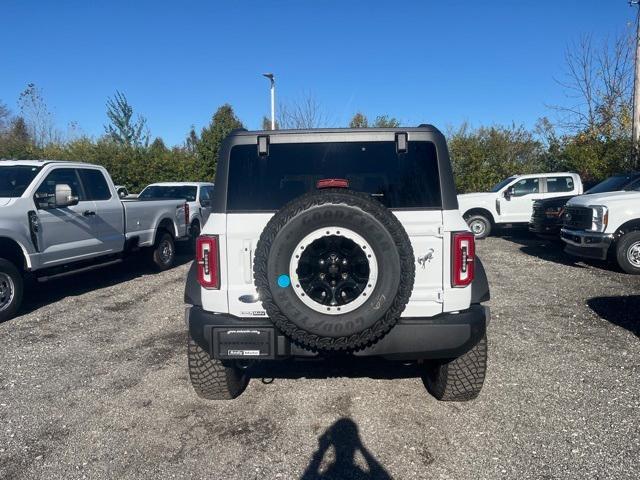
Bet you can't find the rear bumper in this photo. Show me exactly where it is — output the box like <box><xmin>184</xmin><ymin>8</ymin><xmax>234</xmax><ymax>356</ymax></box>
<box><xmin>560</xmin><ymin>228</ymin><xmax>613</xmax><ymax>260</ymax></box>
<box><xmin>186</xmin><ymin>304</ymin><xmax>489</xmax><ymax>361</ymax></box>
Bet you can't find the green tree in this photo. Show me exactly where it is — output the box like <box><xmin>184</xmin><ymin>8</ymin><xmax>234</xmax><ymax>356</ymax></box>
<box><xmin>104</xmin><ymin>91</ymin><xmax>149</xmax><ymax>147</ymax></box>
<box><xmin>448</xmin><ymin>123</ymin><xmax>544</xmax><ymax>193</ymax></box>
<box><xmin>197</xmin><ymin>104</ymin><xmax>244</xmax><ymax>179</ymax></box>
<box><xmin>349</xmin><ymin>112</ymin><xmax>369</xmax><ymax>128</ymax></box>
<box><xmin>348</xmin><ymin>112</ymin><xmax>399</xmax><ymax>128</ymax></box>
<box><xmin>185</xmin><ymin>126</ymin><xmax>199</xmax><ymax>153</ymax></box>
<box><xmin>372</xmin><ymin>115</ymin><xmax>400</xmax><ymax>128</ymax></box>
<box><xmin>149</xmin><ymin>137</ymin><xmax>168</xmax><ymax>154</ymax></box>
<box><xmin>0</xmin><ymin>117</ymin><xmax>33</xmax><ymax>159</ymax></box>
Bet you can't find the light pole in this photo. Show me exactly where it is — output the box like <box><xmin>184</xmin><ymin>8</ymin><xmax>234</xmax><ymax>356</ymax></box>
<box><xmin>262</xmin><ymin>73</ymin><xmax>275</xmax><ymax>130</ymax></box>
<box><xmin>631</xmin><ymin>1</ymin><xmax>640</xmax><ymax>166</ymax></box>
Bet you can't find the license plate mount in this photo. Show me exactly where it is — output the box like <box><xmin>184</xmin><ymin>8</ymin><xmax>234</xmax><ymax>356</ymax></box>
<box><xmin>212</xmin><ymin>327</ymin><xmax>275</xmax><ymax>360</ymax></box>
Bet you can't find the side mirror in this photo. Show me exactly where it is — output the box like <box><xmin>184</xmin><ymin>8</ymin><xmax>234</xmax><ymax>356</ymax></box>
<box><xmin>200</xmin><ymin>199</ymin><xmax>211</xmax><ymax>208</ymax></box>
<box><xmin>504</xmin><ymin>187</ymin><xmax>514</xmax><ymax>200</ymax></box>
<box><xmin>55</xmin><ymin>184</ymin><xmax>79</xmax><ymax>207</ymax></box>
<box><xmin>118</xmin><ymin>189</ymin><xmax>128</xmax><ymax>198</ymax></box>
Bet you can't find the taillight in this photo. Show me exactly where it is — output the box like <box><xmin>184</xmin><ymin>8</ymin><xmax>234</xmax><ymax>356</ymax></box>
<box><xmin>196</xmin><ymin>235</ymin><xmax>220</xmax><ymax>289</ymax></box>
<box><xmin>317</xmin><ymin>178</ymin><xmax>349</xmax><ymax>189</ymax></box>
<box><xmin>184</xmin><ymin>202</ymin><xmax>190</xmax><ymax>226</ymax></box>
<box><xmin>452</xmin><ymin>232</ymin><xmax>475</xmax><ymax>287</ymax></box>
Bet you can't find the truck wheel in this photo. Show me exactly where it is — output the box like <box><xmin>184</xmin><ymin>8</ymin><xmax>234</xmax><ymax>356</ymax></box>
<box><xmin>188</xmin><ymin>337</ymin><xmax>249</xmax><ymax>400</ymax></box>
<box><xmin>149</xmin><ymin>232</ymin><xmax>175</xmax><ymax>271</ymax></box>
<box><xmin>616</xmin><ymin>231</ymin><xmax>640</xmax><ymax>275</ymax></box>
<box><xmin>0</xmin><ymin>259</ymin><xmax>23</xmax><ymax>323</ymax></box>
<box><xmin>254</xmin><ymin>189</ymin><xmax>415</xmax><ymax>352</ymax></box>
<box><xmin>422</xmin><ymin>334</ymin><xmax>487</xmax><ymax>401</ymax></box>
<box><xmin>465</xmin><ymin>214</ymin><xmax>492</xmax><ymax>239</ymax></box>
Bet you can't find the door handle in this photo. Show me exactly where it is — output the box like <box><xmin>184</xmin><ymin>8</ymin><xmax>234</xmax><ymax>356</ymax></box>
<box><xmin>83</xmin><ymin>210</ymin><xmax>96</xmax><ymax>217</ymax></box>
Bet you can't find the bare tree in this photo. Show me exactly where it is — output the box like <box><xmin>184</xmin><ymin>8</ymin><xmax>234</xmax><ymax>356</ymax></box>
<box><xmin>277</xmin><ymin>93</ymin><xmax>330</xmax><ymax>129</ymax></box>
<box><xmin>0</xmin><ymin>100</ymin><xmax>11</xmax><ymax>133</ymax></box>
<box><xmin>550</xmin><ymin>33</ymin><xmax>633</xmax><ymax>138</ymax></box>
<box><xmin>18</xmin><ymin>83</ymin><xmax>60</xmax><ymax>146</ymax></box>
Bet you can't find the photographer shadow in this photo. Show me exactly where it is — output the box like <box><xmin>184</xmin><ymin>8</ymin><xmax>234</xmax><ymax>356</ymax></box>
<box><xmin>587</xmin><ymin>295</ymin><xmax>640</xmax><ymax>337</ymax></box>
<box><xmin>301</xmin><ymin>418</ymin><xmax>392</xmax><ymax>480</ymax></box>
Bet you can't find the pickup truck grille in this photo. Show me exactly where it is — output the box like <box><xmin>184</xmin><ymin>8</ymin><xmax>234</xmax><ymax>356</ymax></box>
<box><xmin>563</xmin><ymin>206</ymin><xmax>592</xmax><ymax>230</ymax></box>
<box><xmin>531</xmin><ymin>202</ymin><xmax>545</xmax><ymax>221</ymax></box>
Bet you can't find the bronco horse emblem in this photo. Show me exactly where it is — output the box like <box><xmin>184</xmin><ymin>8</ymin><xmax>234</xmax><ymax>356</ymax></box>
<box><xmin>417</xmin><ymin>249</ymin><xmax>435</xmax><ymax>269</ymax></box>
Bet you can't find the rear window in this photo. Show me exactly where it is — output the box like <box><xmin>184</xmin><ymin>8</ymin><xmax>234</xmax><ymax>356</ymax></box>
<box><xmin>226</xmin><ymin>141</ymin><xmax>441</xmax><ymax>211</ymax></box>
<box><xmin>546</xmin><ymin>176</ymin><xmax>574</xmax><ymax>193</ymax></box>
<box><xmin>586</xmin><ymin>174</ymin><xmax>640</xmax><ymax>194</ymax></box>
<box><xmin>79</xmin><ymin>169</ymin><xmax>112</xmax><ymax>200</ymax></box>
<box><xmin>139</xmin><ymin>185</ymin><xmax>197</xmax><ymax>202</ymax></box>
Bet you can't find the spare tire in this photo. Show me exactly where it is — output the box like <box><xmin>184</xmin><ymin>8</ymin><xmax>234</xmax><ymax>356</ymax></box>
<box><xmin>253</xmin><ymin>189</ymin><xmax>415</xmax><ymax>351</ymax></box>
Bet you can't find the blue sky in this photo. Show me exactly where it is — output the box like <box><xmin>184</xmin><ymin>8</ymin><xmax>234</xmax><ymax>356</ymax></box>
<box><xmin>1</xmin><ymin>0</ymin><xmax>636</xmax><ymax>146</ymax></box>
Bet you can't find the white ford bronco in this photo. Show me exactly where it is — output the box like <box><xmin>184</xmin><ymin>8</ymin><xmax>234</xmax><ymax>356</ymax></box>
<box><xmin>561</xmin><ymin>187</ymin><xmax>640</xmax><ymax>274</ymax></box>
<box><xmin>184</xmin><ymin>126</ymin><xmax>490</xmax><ymax>401</ymax></box>
<box><xmin>458</xmin><ymin>172</ymin><xmax>583</xmax><ymax>238</ymax></box>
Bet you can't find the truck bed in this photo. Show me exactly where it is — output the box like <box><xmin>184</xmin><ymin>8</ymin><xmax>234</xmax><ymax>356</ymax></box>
<box><xmin>122</xmin><ymin>198</ymin><xmax>187</xmax><ymax>247</ymax></box>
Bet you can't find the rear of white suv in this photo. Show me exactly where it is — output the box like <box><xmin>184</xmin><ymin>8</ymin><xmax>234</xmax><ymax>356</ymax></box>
<box><xmin>184</xmin><ymin>126</ymin><xmax>490</xmax><ymax>401</ymax></box>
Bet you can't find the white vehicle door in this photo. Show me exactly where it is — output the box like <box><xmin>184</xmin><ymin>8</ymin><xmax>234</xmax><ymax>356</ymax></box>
<box><xmin>499</xmin><ymin>177</ymin><xmax>543</xmax><ymax>222</ymax></box>
<box><xmin>33</xmin><ymin>167</ymin><xmax>102</xmax><ymax>266</ymax></box>
<box><xmin>78</xmin><ymin>168</ymin><xmax>125</xmax><ymax>255</ymax></box>
<box><xmin>543</xmin><ymin>175</ymin><xmax>577</xmax><ymax>199</ymax></box>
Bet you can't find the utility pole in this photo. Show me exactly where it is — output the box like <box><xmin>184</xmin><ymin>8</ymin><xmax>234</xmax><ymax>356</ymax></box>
<box><xmin>631</xmin><ymin>1</ymin><xmax>640</xmax><ymax>166</ymax></box>
<box><xmin>262</xmin><ymin>73</ymin><xmax>275</xmax><ymax>130</ymax></box>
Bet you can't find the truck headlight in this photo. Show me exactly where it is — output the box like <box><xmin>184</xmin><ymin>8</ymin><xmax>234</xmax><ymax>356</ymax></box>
<box><xmin>590</xmin><ymin>205</ymin><xmax>608</xmax><ymax>232</ymax></box>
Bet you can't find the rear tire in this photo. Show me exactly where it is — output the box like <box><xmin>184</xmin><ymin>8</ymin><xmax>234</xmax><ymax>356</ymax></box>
<box><xmin>0</xmin><ymin>259</ymin><xmax>23</xmax><ymax>323</ymax></box>
<box><xmin>466</xmin><ymin>214</ymin><xmax>492</xmax><ymax>239</ymax></box>
<box><xmin>616</xmin><ymin>231</ymin><xmax>640</xmax><ymax>275</ymax></box>
<box><xmin>422</xmin><ymin>334</ymin><xmax>487</xmax><ymax>401</ymax></box>
<box><xmin>148</xmin><ymin>232</ymin><xmax>175</xmax><ymax>271</ymax></box>
<box><xmin>188</xmin><ymin>337</ymin><xmax>249</xmax><ymax>400</ymax></box>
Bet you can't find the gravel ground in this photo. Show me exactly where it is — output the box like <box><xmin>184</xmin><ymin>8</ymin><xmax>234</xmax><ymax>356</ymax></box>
<box><xmin>0</xmin><ymin>233</ymin><xmax>638</xmax><ymax>480</ymax></box>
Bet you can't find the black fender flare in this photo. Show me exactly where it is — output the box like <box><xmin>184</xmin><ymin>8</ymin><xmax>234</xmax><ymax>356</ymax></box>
<box><xmin>184</xmin><ymin>261</ymin><xmax>201</xmax><ymax>306</ymax></box>
<box><xmin>471</xmin><ymin>257</ymin><xmax>490</xmax><ymax>304</ymax></box>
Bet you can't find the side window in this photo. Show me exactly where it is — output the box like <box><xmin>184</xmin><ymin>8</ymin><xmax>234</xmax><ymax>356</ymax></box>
<box><xmin>198</xmin><ymin>186</ymin><xmax>208</xmax><ymax>203</ymax></box>
<box><xmin>34</xmin><ymin>168</ymin><xmax>84</xmax><ymax>208</ymax></box>
<box><xmin>546</xmin><ymin>176</ymin><xmax>574</xmax><ymax>193</ymax></box>
<box><xmin>79</xmin><ymin>169</ymin><xmax>112</xmax><ymax>201</ymax></box>
<box><xmin>200</xmin><ymin>186</ymin><xmax>213</xmax><ymax>204</ymax></box>
<box><xmin>627</xmin><ymin>179</ymin><xmax>640</xmax><ymax>191</ymax></box>
<box><xmin>511</xmin><ymin>178</ymin><xmax>539</xmax><ymax>197</ymax></box>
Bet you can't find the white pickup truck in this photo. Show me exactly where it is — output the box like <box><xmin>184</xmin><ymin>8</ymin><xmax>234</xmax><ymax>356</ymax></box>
<box><xmin>458</xmin><ymin>172</ymin><xmax>584</xmax><ymax>238</ymax></box>
<box><xmin>138</xmin><ymin>182</ymin><xmax>215</xmax><ymax>245</ymax></box>
<box><xmin>0</xmin><ymin>160</ymin><xmax>189</xmax><ymax>321</ymax></box>
<box><xmin>561</xmin><ymin>188</ymin><xmax>640</xmax><ymax>274</ymax></box>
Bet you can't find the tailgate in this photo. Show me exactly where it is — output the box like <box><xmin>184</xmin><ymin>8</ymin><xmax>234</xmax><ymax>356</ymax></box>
<box><xmin>225</xmin><ymin>211</ymin><xmax>444</xmax><ymax>319</ymax></box>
